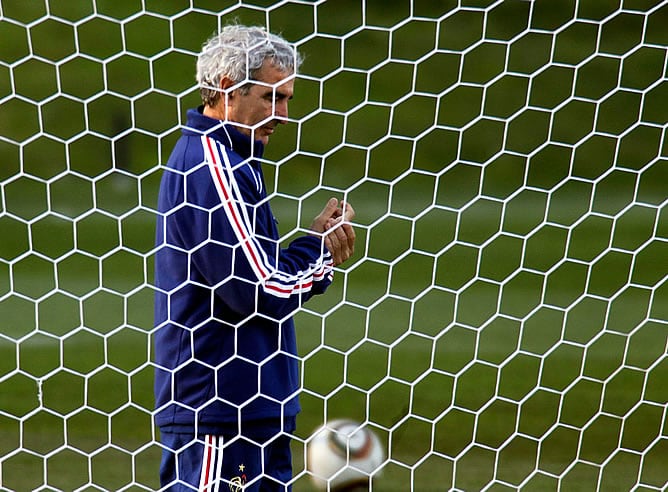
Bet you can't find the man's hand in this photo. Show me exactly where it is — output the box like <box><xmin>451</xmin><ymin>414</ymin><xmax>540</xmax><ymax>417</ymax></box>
<box><xmin>311</xmin><ymin>197</ymin><xmax>356</xmax><ymax>266</ymax></box>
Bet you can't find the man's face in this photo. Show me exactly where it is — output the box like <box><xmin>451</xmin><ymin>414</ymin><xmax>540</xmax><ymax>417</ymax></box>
<box><xmin>226</xmin><ymin>60</ymin><xmax>294</xmax><ymax>145</ymax></box>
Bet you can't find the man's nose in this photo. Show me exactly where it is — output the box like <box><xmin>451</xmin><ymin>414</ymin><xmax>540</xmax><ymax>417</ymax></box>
<box><xmin>274</xmin><ymin>100</ymin><xmax>289</xmax><ymax>123</ymax></box>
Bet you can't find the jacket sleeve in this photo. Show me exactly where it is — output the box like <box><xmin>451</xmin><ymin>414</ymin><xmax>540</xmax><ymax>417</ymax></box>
<box><xmin>175</xmin><ymin>136</ymin><xmax>335</xmax><ymax>322</ymax></box>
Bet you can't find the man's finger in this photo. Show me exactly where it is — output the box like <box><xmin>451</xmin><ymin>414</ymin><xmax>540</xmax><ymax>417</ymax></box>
<box><xmin>342</xmin><ymin>223</ymin><xmax>356</xmax><ymax>251</ymax></box>
<box><xmin>341</xmin><ymin>202</ymin><xmax>355</xmax><ymax>223</ymax></box>
<box><xmin>311</xmin><ymin>197</ymin><xmax>342</xmax><ymax>234</ymax></box>
<box><xmin>323</xmin><ymin>197</ymin><xmax>339</xmax><ymax>216</ymax></box>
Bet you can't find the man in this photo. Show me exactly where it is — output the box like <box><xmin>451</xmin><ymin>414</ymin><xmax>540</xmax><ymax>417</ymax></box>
<box><xmin>153</xmin><ymin>24</ymin><xmax>355</xmax><ymax>491</ymax></box>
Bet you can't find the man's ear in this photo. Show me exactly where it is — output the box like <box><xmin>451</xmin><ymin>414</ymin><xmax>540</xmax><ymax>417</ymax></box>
<box><xmin>220</xmin><ymin>77</ymin><xmax>236</xmax><ymax>96</ymax></box>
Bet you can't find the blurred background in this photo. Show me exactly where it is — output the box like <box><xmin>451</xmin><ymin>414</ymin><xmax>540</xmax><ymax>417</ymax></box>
<box><xmin>0</xmin><ymin>0</ymin><xmax>666</xmax><ymax>490</ymax></box>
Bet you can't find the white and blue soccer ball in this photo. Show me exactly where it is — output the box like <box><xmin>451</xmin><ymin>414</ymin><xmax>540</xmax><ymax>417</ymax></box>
<box><xmin>307</xmin><ymin>419</ymin><xmax>385</xmax><ymax>491</ymax></box>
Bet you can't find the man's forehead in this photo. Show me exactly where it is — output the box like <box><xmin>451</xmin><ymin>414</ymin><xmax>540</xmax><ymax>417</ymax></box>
<box><xmin>253</xmin><ymin>61</ymin><xmax>295</xmax><ymax>87</ymax></box>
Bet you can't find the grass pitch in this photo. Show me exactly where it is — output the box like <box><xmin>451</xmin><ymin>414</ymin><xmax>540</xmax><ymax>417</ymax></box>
<box><xmin>0</xmin><ymin>0</ymin><xmax>667</xmax><ymax>490</ymax></box>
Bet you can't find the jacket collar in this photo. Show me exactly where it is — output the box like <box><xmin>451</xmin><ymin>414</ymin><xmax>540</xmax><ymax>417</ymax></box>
<box><xmin>183</xmin><ymin>106</ymin><xmax>265</xmax><ymax>160</ymax></box>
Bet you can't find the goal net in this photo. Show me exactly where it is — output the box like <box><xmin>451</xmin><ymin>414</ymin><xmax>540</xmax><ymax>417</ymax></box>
<box><xmin>0</xmin><ymin>0</ymin><xmax>666</xmax><ymax>490</ymax></box>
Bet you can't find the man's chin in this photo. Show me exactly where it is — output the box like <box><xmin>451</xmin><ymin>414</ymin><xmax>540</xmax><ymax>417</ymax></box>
<box><xmin>258</xmin><ymin>128</ymin><xmax>274</xmax><ymax>145</ymax></box>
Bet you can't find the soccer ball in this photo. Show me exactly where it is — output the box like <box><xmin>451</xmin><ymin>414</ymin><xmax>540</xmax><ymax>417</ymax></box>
<box><xmin>307</xmin><ymin>419</ymin><xmax>385</xmax><ymax>491</ymax></box>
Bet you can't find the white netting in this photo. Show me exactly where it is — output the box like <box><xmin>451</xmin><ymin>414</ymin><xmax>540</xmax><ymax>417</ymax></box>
<box><xmin>0</xmin><ymin>0</ymin><xmax>666</xmax><ymax>490</ymax></box>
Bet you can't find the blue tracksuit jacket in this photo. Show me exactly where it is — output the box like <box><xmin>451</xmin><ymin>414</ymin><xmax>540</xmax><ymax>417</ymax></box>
<box><xmin>153</xmin><ymin>107</ymin><xmax>334</xmax><ymax>432</ymax></box>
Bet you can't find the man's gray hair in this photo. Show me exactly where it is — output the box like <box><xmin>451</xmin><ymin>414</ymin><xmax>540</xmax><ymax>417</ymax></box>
<box><xmin>196</xmin><ymin>24</ymin><xmax>302</xmax><ymax>107</ymax></box>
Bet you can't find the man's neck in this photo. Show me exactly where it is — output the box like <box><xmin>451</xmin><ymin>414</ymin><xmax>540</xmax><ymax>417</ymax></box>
<box><xmin>203</xmin><ymin>104</ymin><xmax>224</xmax><ymax>120</ymax></box>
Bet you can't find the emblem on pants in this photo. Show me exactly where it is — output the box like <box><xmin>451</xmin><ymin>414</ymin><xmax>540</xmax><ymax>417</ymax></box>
<box><xmin>229</xmin><ymin>464</ymin><xmax>247</xmax><ymax>491</ymax></box>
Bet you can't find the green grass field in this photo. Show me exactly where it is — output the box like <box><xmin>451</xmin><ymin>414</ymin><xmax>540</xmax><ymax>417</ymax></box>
<box><xmin>1</xmin><ymin>0</ymin><xmax>667</xmax><ymax>490</ymax></box>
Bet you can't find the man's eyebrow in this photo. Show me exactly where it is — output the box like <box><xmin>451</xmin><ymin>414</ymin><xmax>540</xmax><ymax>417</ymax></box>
<box><xmin>276</xmin><ymin>89</ymin><xmax>293</xmax><ymax>99</ymax></box>
<box><xmin>262</xmin><ymin>87</ymin><xmax>293</xmax><ymax>99</ymax></box>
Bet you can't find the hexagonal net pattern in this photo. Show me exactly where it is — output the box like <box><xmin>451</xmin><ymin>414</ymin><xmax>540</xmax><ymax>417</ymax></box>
<box><xmin>0</xmin><ymin>0</ymin><xmax>666</xmax><ymax>490</ymax></box>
